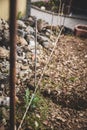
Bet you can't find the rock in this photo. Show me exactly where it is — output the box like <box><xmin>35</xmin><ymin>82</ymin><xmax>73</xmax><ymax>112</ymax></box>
<box><xmin>0</xmin><ymin>47</ymin><xmax>9</xmax><ymax>59</ymax></box>
<box><xmin>0</xmin><ymin>19</ymin><xmax>9</xmax><ymax>31</ymax></box>
<box><xmin>46</xmin><ymin>29</ymin><xmax>52</xmax><ymax>34</ymax></box>
<box><xmin>26</xmin><ymin>26</ymin><xmax>35</xmax><ymax>35</ymax></box>
<box><xmin>45</xmin><ymin>32</ymin><xmax>50</xmax><ymax>38</ymax></box>
<box><xmin>41</xmin><ymin>41</ymin><xmax>53</xmax><ymax>49</ymax></box>
<box><xmin>20</xmin><ymin>65</ymin><xmax>29</xmax><ymax>70</ymax></box>
<box><xmin>22</xmin><ymin>45</ymin><xmax>30</xmax><ymax>52</ymax></box>
<box><xmin>16</xmin><ymin>36</ymin><xmax>28</xmax><ymax>46</ymax></box>
<box><xmin>0</xmin><ymin>125</ymin><xmax>5</xmax><ymax>130</ymax></box>
<box><xmin>0</xmin><ymin>19</ymin><xmax>2</xmax><ymax>24</ymax></box>
<box><xmin>29</xmin><ymin>40</ymin><xmax>36</xmax><ymax>49</ymax></box>
<box><xmin>25</xmin><ymin>35</ymin><xmax>31</xmax><ymax>43</ymax></box>
<box><xmin>17</xmin><ymin>29</ymin><xmax>26</xmax><ymax>37</ymax></box>
<box><xmin>37</xmin><ymin>19</ymin><xmax>48</xmax><ymax>32</ymax></box>
<box><xmin>37</xmin><ymin>35</ymin><xmax>49</xmax><ymax>44</ymax></box>
<box><xmin>41</xmin><ymin>6</ymin><xmax>46</xmax><ymax>10</ymax></box>
<box><xmin>37</xmin><ymin>19</ymin><xmax>44</xmax><ymax>32</ymax></box>
<box><xmin>0</xmin><ymin>96</ymin><xmax>10</xmax><ymax>106</ymax></box>
<box><xmin>25</xmin><ymin>16</ymin><xmax>35</xmax><ymax>27</ymax></box>
<box><xmin>3</xmin><ymin>30</ymin><xmax>9</xmax><ymax>41</ymax></box>
<box><xmin>84</xmin><ymin>55</ymin><xmax>87</xmax><ymax>58</ymax></box>
<box><xmin>45</xmin><ymin>25</ymin><xmax>60</xmax><ymax>32</ymax></box>
<box><xmin>17</xmin><ymin>20</ymin><xmax>26</xmax><ymax>29</ymax></box>
<box><xmin>62</xmin><ymin>26</ymin><xmax>73</xmax><ymax>35</ymax></box>
<box><xmin>4</xmin><ymin>22</ymin><xmax>9</xmax><ymax>30</ymax></box>
<box><xmin>22</xmin><ymin>59</ymin><xmax>28</xmax><ymax>64</ymax></box>
<box><xmin>0</xmin><ymin>20</ymin><xmax>3</xmax><ymax>30</ymax></box>
<box><xmin>0</xmin><ymin>30</ymin><xmax>3</xmax><ymax>41</ymax></box>
<box><xmin>1</xmin><ymin>19</ymin><xmax>6</xmax><ymax>25</ymax></box>
<box><xmin>35</xmin><ymin>121</ymin><xmax>39</xmax><ymax>128</ymax></box>
<box><xmin>17</xmin><ymin>56</ymin><xmax>24</xmax><ymax>63</ymax></box>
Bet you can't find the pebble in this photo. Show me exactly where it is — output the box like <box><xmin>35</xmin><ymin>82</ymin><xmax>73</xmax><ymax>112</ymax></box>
<box><xmin>17</xmin><ymin>20</ymin><xmax>26</xmax><ymax>28</ymax></box>
<box><xmin>84</xmin><ymin>55</ymin><xmax>87</xmax><ymax>58</ymax></box>
<box><xmin>0</xmin><ymin>47</ymin><xmax>9</xmax><ymax>59</ymax></box>
<box><xmin>41</xmin><ymin>6</ymin><xmax>46</xmax><ymax>10</ymax></box>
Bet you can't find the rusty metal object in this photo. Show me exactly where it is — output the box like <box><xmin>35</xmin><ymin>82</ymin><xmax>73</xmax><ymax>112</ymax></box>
<box><xmin>9</xmin><ymin>0</ymin><xmax>17</xmax><ymax>130</ymax></box>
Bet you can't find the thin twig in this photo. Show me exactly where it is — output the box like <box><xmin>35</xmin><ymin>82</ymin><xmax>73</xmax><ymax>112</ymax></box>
<box><xmin>37</xmin><ymin>26</ymin><xmax>64</xmax><ymax>87</ymax></box>
<box><xmin>50</xmin><ymin>12</ymin><xmax>54</xmax><ymax>35</ymax></box>
<box><xmin>34</xmin><ymin>19</ymin><xmax>37</xmax><ymax>87</ymax></box>
<box><xmin>56</xmin><ymin>0</ymin><xmax>62</xmax><ymax>34</ymax></box>
<box><xmin>61</xmin><ymin>3</ymin><xmax>65</xmax><ymax>26</ymax></box>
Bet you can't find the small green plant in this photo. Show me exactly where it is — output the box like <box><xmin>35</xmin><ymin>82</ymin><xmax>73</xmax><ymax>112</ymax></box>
<box><xmin>17</xmin><ymin>11</ymin><xmax>22</xmax><ymax>19</ymax></box>
<box><xmin>24</xmin><ymin>88</ymin><xmax>30</xmax><ymax>107</ymax></box>
<box><xmin>69</xmin><ymin>77</ymin><xmax>76</xmax><ymax>82</ymax></box>
<box><xmin>32</xmin><ymin>96</ymin><xmax>40</xmax><ymax>109</ymax></box>
<box><xmin>24</xmin><ymin>88</ymin><xmax>39</xmax><ymax>109</ymax></box>
<box><xmin>18</xmin><ymin>91</ymin><xmax>49</xmax><ymax>130</ymax></box>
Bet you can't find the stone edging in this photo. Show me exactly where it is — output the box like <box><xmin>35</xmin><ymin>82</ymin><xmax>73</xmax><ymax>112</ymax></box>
<box><xmin>31</xmin><ymin>5</ymin><xmax>87</xmax><ymax>21</ymax></box>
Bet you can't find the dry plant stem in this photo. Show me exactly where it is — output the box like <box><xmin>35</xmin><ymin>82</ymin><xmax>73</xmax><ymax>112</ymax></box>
<box><xmin>34</xmin><ymin>19</ymin><xmax>37</xmax><ymax>87</ymax></box>
<box><xmin>50</xmin><ymin>12</ymin><xmax>54</xmax><ymax>36</ymax></box>
<box><xmin>17</xmin><ymin>26</ymin><xmax>64</xmax><ymax>130</ymax></box>
<box><xmin>59</xmin><ymin>0</ymin><xmax>62</xmax><ymax>26</ymax></box>
<box><xmin>56</xmin><ymin>0</ymin><xmax>62</xmax><ymax>34</ymax></box>
<box><xmin>61</xmin><ymin>3</ymin><xmax>65</xmax><ymax>26</ymax></box>
<box><xmin>37</xmin><ymin>26</ymin><xmax>64</xmax><ymax>87</ymax></box>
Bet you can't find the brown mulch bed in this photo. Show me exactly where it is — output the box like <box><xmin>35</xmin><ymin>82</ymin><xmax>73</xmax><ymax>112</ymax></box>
<box><xmin>40</xmin><ymin>35</ymin><xmax>87</xmax><ymax>130</ymax></box>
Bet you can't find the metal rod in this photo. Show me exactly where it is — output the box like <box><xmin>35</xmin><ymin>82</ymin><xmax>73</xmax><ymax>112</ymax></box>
<box><xmin>26</xmin><ymin>0</ymin><xmax>31</xmax><ymax>17</ymax></box>
<box><xmin>34</xmin><ymin>19</ymin><xmax>37</xmax><ymax>87</ymax></box>
<box><xmin>9</xmin><ymin>0</ymin><xmax>17</xmax><ymax>130</ymax></box>
<box><xmin>29</xmin><ymin>0</ymin><xmax>31</xmax><ymax>16</ymax></box>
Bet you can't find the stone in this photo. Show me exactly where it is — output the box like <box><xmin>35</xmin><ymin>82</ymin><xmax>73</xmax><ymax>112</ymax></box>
<box><xmin>41</xmin><ymin>41</ymin><xmax>52</xmax><ymax>49</ymax></box>
<box><xmin>2</xmin><ymin>19</ymin><xmax>6</xmax><ymax>25</ymax></box>
<box><xmin>45</xmin><ymin>25</ymin><xmax>60</xmax><ymax>32</ymax></box>
<box><xmin>26</xmin><ymin>26</ymin><xmax>35</xmax><ymax>35</ymax></box>
<box><xmin>37</xmin><ymin>35</ymin><xmax>49</xmax><ymax>44</ymax></box>
<box><xmin>3</xmin><ymin>30</ymin><xmax>9</xmax><ymax>41</ymax></box>
<box><xmin>25</xmin><ymin>16</ymin><xmax>35</xmax><ymax>27</ymax></box>
<box><xmin>17</xmin><ymin>29</ymin><xmax>26</xmax><ymax>37</ymax></box>
<box><xmin>0</xmin><ymin>19</ymin><xmax>2</xmax><ymax>24</ymax></box>
<box><xmin>41</xmin><ymin>6</ymin><xmax>46</xmax><ymax>10</ymax></box>
<box><xmin>17</xmin><ymin>20</ymin><xmax>26</xmax><ymax>29</ymax></box>
<box><xmin>37</xmin><ymin>19</ymin><xmax>49</xmax><ymax>32</ymax></box>
<box><xmin>20</xmin><ymin>65</ymin><xmax>29</xmax><ymax>70</ymax></box>
<box><xmin>22</xmin><ymin>45</ymin><xmax>30</xmax><ymax>52</ymax></box>
<box><xmin>0</xmin><ymin>47</ymin><xmax>9</xmax><ymax>59</ymax></box>
<box><xmin>16</xmin><ymin>36</ymin><xmax>28</xmax><ymax>46</ymax></box>
<box><xmin>25</xmin><ymin>34</ymin><xmax>31</xmax><ymax>43</ymax></box>
<box><xmin>29</xmin><ymin>40</ymin><xmax>36</xmax><ymax>49</ymax></box>
<box><xmin>84</xmin><ymin>55</ymin><xmax>87</xmax><ymax>58</ymax></box>
<box><xmin>0</xmin><ymin>96</ymin><xmax>10</xmax><ymax>106</ymax></box>
<box><xmin>4</xmin><ymin>23</ymin><xmax>9</xmax><ymax>30</ymax></box>
<box><xmin>37</xmin><ymin>19</ymin><xmax>43</xmax><ymax>32</ymax></box>
<box><xmin>0</xmin><ymin>21</ymin><xmax>3</xmax><ymax>30</ymax></box>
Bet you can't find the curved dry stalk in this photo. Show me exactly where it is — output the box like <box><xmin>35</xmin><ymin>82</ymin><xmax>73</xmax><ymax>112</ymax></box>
<box><xmin>56</xmin><ymin>0</ymin><xmax>62</xmax><ymax>34</ymax></box>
